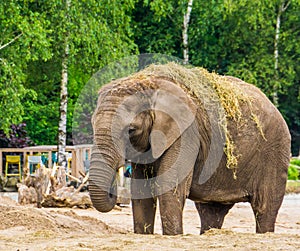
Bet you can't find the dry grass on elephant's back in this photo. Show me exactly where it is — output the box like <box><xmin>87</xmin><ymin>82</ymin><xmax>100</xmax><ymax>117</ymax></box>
<box><xmin>131</xmin><ymin>62</ymin><xmax>264</xmax><ymax>172</ymax></box>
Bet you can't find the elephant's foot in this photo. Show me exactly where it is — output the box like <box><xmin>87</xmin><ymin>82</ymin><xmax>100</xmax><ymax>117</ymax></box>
<box><xmin>250</xmin><ymin>184</ymin><xmax>285</xmax><ymax>233</ymax></box>
<box><xmin>195</xmin><ymin>202</ymin><xmax>234</xmax><ymax>234</ymax></box>
<box><xmin>251</xmin><ymin>203</ymin><xmax>278</xmax><ymax>233</ymax></box>
<box><xmin>253</xmin><ymin>212</ymin><xmax>276</xmax><ymax>233</ymax></box>
<box><xmin>161</xmin><ymin>214</ymin><xmax>183</xmax><ymax>235</ymax></box>
<box><xmin>133</xmin><ymin>223</ymin><xmax>155</xmax><ymax>234</ymax></box>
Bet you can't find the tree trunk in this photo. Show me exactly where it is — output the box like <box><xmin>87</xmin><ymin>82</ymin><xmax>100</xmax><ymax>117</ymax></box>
<box><xmin>58</xmin><ymin>0</ymin><xmax>71</xmax><ymax>168</ymax></box>
<box><xmin>182</xmin><ymin>0</ymin><xmax>193</xmax><ymax>65</ymax></box>
<box><xmin>273</xmin><ymin>0</ymin><xmax>290</xmax><ymax>106</ymax></box>
<box><xmin>58</xmin><ymin>41</ymin><xmax>69</xmax><ymax>167</ymax></box>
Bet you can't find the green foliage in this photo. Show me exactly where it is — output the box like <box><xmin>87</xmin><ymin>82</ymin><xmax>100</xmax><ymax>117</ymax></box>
<box><xmin>0</xmin><ymin>60</ymin><xmax>26</xmax><ymax>134</ymax></box>
<box><xmin>0</xmin><ymin>0</ymin><xmax>52</xmax><ymax>134</ymax></box>
<box><xmin>288</xmin><ymin>166</ymin><xmax>300</xmax><ymax>180</ymax></box>
<box><xmin>132</xmin><ymin>0</ymin><xmax>183</xmax><ymax>56</ymax></box>
<box><xmin>0</xmin><ymin>0</ymin><xmax>299</xmax><ymax>153</ymax></box>
<box><xmin>23</xmin><ymin>99</ymin><xmax>59</xmax><ymax>145</ymax></box>
<box><xmin>289</xmin><ymin>159</ymin><xmax>300</xmax><ymax>180</ymax></box>
<box><xmin>0</xmin><ymin>0</ymin><xmax>138</xmax><ymax>146</ymax></box>
<box><xmin>290</xmin><ymin>158</ymin><xmax>300</xmax><ymax>167</ymax></box>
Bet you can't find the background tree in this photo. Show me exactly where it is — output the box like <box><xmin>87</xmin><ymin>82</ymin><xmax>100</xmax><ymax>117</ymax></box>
<box><xmin>183</xmin><ymin>0</ymin><xmax>193</xmax><ymax>64</ymax></box>
<box><xmin>0</xmin><ymin>1</ymin><xmax>51</xmax><ymax>134</ymax></box>
<box><xmin>1</xmin><ymin>0</ymin><xmax>299</xmax><ymax>155</ymax></box>
<box><xmin>57</xmin><ymin>0</ymin><xmax>71</xmax><ymax>167</ymax></box>
<box><xmin>273</xmin><ymin>0</ymin><xmax>290</xmax><ymax>106</ymax></box>
<box><xmin>15</xmin><ymin>0</ymin><xmax>137</xmax><ymax>147</ymax></box>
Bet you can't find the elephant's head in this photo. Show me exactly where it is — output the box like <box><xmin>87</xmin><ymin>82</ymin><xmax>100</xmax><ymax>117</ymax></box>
<box><xmin>88</xmin><ymin>76</ymin><xmax>198</xmax><ymax>212</ymax></box>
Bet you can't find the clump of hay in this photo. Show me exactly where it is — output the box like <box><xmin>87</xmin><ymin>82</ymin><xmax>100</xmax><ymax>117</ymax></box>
<box><xmin>129</xmin><ymin>62</ymin><xmax>264</xmax><ymax>177</ymax></box>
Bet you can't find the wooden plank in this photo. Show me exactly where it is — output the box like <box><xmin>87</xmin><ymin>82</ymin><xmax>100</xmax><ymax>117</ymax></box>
<box><xmin>0</xmin><ymin>150</ymin><xmax>2</xmax><ymax>175</ymax></box>
<box><xmin>78</xmin><ymin>148</ymin><xmax>83</xmax><ymax>177</ymax></box>
<box><xmin>71</xmin><ymin>149</ymin><xmax>76</xmax><ymax>177</ymax></box>
<box><xmin>23</xmin><ymin>154</ymin><xmax>26</xmax><ymax>171</ymax></box>
<box><xmin>48</xmin><ymin>151</ymin><xmax>52</xmax><ymax>168</ymax></box>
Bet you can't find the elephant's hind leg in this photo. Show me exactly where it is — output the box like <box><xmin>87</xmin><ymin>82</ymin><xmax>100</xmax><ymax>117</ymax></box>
<box><xmin>250</xmin><ymin>187</ymin><xmax>285</xmax><ymax>233</ymax></box>
<box><xmin>250</xmin><ymin>146</ymin><xmax>288</xmax><ymax>233</ymax></box>
<box><xmin>195</xmin><ymin>202</ymin><xmax>234</xmax><ymax>234</ymax></box>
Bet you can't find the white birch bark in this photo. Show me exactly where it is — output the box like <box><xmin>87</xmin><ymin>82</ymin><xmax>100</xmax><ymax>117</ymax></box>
<box><xmin>58</xmin><ymin>41</ymin><xmax>69</xmax><ymax>167</ymax></box>
<box><xmin>58</xmin><ymin>0</ymin><xmax>71</xmax><ymax>168</ymax></box>
<box><xmin>183</xmin><ymin>0</ymin><xmax>193</xmax><ymax>65</ymax></box>
<box><xmin>273</xmin><ymin>0</ymin><xmax>290</xmax><ymax>106</ymax></box>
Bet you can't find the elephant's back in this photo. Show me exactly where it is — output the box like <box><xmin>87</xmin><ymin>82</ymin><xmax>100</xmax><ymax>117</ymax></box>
<box><xmin>225</xmin><ymin>76</ymin><xmax>291</xmax><ymax>173</ymax></box>
<box><xmin>227</xmin><ymin>76</ymin><xmax>290</xmax><ymax>142</ymax></box>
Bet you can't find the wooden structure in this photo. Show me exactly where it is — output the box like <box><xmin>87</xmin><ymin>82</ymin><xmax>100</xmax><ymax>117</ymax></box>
<box><xmin>0</xmin><ymin>145</ymin><xmax>92</xmax><ymax>178</ymax></box>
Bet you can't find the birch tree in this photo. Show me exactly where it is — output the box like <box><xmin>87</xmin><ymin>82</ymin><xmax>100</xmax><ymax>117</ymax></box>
<box><xmin>57</xmin><ymin>0</ymin><xmax>71</xmax><ymax>168</ymax></box>
<box><xmin>183</xmin><ymin>0</ymin><xmax>193</xmax><ymax>64</ymax></box>
<box><xmin>20</xmin><ymin>0</ymin><xmax>137</xmax><ymax>147</ymax></box>
<box><xmin>273</xmin><ymin>0</ymin><xmax>290</xmax><ymax>106</ymax></box>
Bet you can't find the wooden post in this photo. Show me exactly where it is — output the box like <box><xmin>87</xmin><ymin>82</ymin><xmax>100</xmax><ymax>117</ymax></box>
<box><xmin>0</xmin><ymin>149</ymin><xmax>2</xmax><ymax>175</ymax></box>
<box><xmin>22</xmin><ymin>153</ymin><xmax>26</xmax><ymax>171</ymax></box>
<box><xmin>76</xmin><ymin>148</ymin><xmax>84</xmax><ymax>177</ymax></box>
<box><xmin>48</xmin><ymin>151</ymin><xmax>52</xmax><ymax>168</ymax></box>
<box><xmin>71</xmin><ymin>149</ymin><xmax>76</xmax><ymax>177</ymax></box>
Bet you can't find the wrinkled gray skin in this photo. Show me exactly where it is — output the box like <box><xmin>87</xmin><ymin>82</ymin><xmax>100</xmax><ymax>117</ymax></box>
<box><xmin>89</xmin><ymin>75</ymin><xmax>290</xmax><ymax>235</ymax></box>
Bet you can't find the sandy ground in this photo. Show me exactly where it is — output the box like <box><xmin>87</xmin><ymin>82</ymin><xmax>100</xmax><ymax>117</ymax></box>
<box><xmin>0</xmin><ymin>193</ymin><xmax>299</xmax><ymax>251</ymax></box>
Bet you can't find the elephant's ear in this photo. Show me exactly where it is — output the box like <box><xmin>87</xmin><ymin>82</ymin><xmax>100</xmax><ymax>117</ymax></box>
<box><xmin>150</xmin><ymin>79</ymin><xmax>197</xmax><ymax>159</ymax></box>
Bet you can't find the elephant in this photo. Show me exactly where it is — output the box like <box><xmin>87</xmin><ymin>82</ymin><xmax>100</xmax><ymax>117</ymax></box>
<box><xmin>88</xmin><ymin>63</ymin><xmax>291</xmax><ymax>235</ymax></box>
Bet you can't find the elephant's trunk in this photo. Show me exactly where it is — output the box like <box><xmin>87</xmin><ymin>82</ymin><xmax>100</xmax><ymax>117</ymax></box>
<box><xmin>89</xmin><ymin>143</ymin><xmax>120</xmax><ymax>212</ymax></box>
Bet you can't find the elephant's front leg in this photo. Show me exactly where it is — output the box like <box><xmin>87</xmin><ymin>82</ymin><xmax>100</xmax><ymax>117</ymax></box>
<box><xmin>131</xmin><ymin>164</ymin><xmax>157</xmax><ymax>234</ymax></box>
<box><xmin>158</xmin><ymin>187</ymin><xmax>186</xmax><ymax>235</ymax></box>
<box><xmin>132</xmin><ymin>197</ymin><xmax>157</xmax><ymax>234</ymax></box>
<box><xmin>156</xmin><ymin>133</ymin><xmax>196</xmax><ymax>235</ymax></box>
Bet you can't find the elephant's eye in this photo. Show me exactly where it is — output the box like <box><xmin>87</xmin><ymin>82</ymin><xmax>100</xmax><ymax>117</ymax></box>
<box><xmin>128</xmin><ymin>126</ymin><xmax>136</xmax><ymax>136</ymax></box>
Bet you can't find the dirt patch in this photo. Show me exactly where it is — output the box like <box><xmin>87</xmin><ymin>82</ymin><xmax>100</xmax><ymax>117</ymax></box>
<box><xmin>0</xmin><ymin>204</ymin><xmax>57</xmax><ymax>231</ymax></box>
<box><xmin>0</xmin><ymin>194</ymin><xmax>300</xmax><ymax>250</ymax></box>
<box><xmin>286</xmin><ymin>180</ymin><xmax>300</xmax><ymax>194</ymax></box>
<box><xmin>0</xmin><ymin>196</ymin><xmax>121</xmax><ymax>236</ymax></box>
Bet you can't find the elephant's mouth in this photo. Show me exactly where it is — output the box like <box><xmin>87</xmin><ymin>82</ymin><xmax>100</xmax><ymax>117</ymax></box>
<box><xmin>125</xmin><ymin>144</ymin><xmax>156</xmax><ymax>165</ymax></box>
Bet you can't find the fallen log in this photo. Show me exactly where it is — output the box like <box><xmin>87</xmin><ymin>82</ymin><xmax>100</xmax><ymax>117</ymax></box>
<box><xmin>17</xmin><ymin>184</ymin><xmax>37</xmax><ymax>205</ymax></box>
<box><xmin>18</xmin><ymin>164</ymin><xmax>92</xmax><ymax>208</ymax></box>
<box><xmin>42</xmin><ymin>186</ymin><xmax>92</xmax><ymax>209</ymax></box>
<box><xmin>66</xmin><ymin>173</ymin><xmax>82</xmax><ymax>183</ymax></box>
